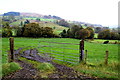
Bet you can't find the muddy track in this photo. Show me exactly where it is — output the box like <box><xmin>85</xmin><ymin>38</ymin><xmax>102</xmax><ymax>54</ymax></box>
<box><xmin>2</xmin><ymin>60</ymin><xmax>40</xmax><ymax>80</ymax></box>
<box><xmin>2</xmin><ymin>48</ymin><xmax>96</xmax><ymax>80</ymax></box>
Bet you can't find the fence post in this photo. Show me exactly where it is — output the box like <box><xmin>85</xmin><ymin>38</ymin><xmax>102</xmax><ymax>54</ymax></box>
<box><xmin>9</xmin><ymin>37</ymin><xmax>14</xmax><ymax>62</ymax></box>
<box><xmin>79</xmin><ymin>39</ymin><xmax>84</xmax><ymax>62</ymax></box>
<box><xmin>85</xmin><ymin>50</ymin><xmax>87</xmax><ymax>64</ymax></box>
<box><xmin>105</xmin><ymin>50</ymin><xmax>109</xmax><ymax>65</ymax></box>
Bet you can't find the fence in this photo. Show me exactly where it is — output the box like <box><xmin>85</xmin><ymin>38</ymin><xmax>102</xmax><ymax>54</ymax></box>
<box><xmin>8</xmin><ymin>38</ymin><xmax>109</xmax><ymax>65</ymax></box>
<box><xmin>38</xmin><ymin>41</ymin><xmax>81</xmax><ymax>64</ymax></box>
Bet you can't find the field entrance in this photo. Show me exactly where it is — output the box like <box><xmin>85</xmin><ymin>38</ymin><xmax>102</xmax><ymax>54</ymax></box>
<box><xmin>13</xmin><ymin>39</ymin><xmax>80</xmax><ymax>65</ymax></box>
<box><xmin>38</xmin><ymin>40</ymin><xmax>80</xmax><ymax>64</ymax></box>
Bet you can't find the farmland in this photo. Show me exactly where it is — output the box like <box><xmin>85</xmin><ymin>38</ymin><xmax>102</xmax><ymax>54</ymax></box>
<box><xmin>2</xmin><ymin>38</ymin><xmax>119</xmax><ymax>78</ymax></box>
<box><xmin>10</xmin><ymin>20</ymin><xmax>68</xmax><ymax>36</ymax></box>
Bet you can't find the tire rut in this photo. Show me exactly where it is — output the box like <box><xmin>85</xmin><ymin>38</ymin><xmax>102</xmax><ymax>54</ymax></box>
<box><xmin>3</xmin><ymin>48</ymin><xmax>96</xmax><ymax>80</ymax></box>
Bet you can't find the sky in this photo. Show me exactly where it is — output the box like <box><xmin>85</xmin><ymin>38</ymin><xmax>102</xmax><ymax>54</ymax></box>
<box><xmin>0</xmin><ymin>0</ymin><xmax>119</xmax><ymax>27</ymax></box>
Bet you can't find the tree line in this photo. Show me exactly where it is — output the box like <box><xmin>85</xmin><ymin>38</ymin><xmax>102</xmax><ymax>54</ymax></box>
<box><xmin>2</xmin><ymin>19</ymin><xmax>120</xmax><ymax>40</ymax></box>
<box><xmin>2</xmin><ymin>22</ymin><xmax>57</xmax><ymax>38</ymax></box>
<box><xmin>60</xmin><ymin>25</ymin><xmax>120</xmax><ymax>40</ymax></box>
<box><xmin>60</xmin><ymin>25</ymin><xmax>94</xmax><ymax>39</ymax></box>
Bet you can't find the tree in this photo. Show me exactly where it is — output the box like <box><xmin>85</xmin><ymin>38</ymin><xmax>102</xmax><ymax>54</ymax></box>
<box><xmin>36</xmin><ymin>18</ymin><xmax>41</xmax><ymax>22</ymax></box>
<box><xmin>98</xmin><ymin>29</ymin><xmax>111</xmax><ymax>39</ymax></box>
<box><xmin>16</xmin><ymin>27</ymin><xmax>24</xmax><ymax>37</ymax></box>
<box><xmin>57</xmin><ymin>19</ymin><xmax>69</xmax><ymax>27</ymax></box>
<box><xmin>66</xmin><ymin>28</ymin><xmax>72</xmax><ymax>38</ymax></box>
<box><xmin>75</xmin><ymin>29</ymin><xmax>90</xmax><ymax>39</ymax></box>
<box><xmin>70</xmin><ymin>25</ymin><xmax>82</xmax><ymax>38</ymax></box>
<box><xmin>110</xmin><ymin>32</ymin><xmax>119</xmax><ymax>40</ymax></box>
<box><xmin>2</xmin><ymin>23</ymin><xmax>12</xmax><ymax>37</ymax></box>
<box><xmin>86</xmin><ymin>27</ymin><xmax>94</xmax><ymax>39</ymax></box>
<box><xmin>24</xmin><ymin>19</ymin><xmax>30</xmax><ymax>25</ymax></box>
<box><xmin>20</xmin><ymin>21</ymin><xmax>23</xmax><ymax>26</ymax></box>
<box><xmin>2</xmin><ymin>27</ymin><xmax>12</xmax><ymax>37</ymax></box>
<box><xmin>60</xmin><ymin>29</ymin><xmax>67</xmax><ymax>38</ymax></box>
<box><xmin>95</xmin><ymin>27</ymin><xmax>102</xmax><ymax>33</ymax></box>
<box><xmin>23</xmin><ymin>23</ymin><xmax>41</xmax><ymax>37</ymax></box>
<box><xmin>22</xmin><ymin>23</ymin><xmax>54</xmax><ymax>37</ymax></box>
<box><xmin>42</xmin><ymin>27</ymin><xmax>54</xmax><ymax>37</ymax></box>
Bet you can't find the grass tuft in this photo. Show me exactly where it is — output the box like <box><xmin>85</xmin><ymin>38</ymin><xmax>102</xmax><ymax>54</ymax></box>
<box><xmin>2</xmin><ymin>62</ymin><xmax>21</xmax><ymax>76</ymax></box>
<box><xmin>37</xmin><ymin>62</ymin><xmax>55</xmax><ymax>72</ymax></box>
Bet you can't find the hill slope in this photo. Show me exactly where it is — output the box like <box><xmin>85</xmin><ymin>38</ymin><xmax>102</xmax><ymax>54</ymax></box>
<box><xmin>10</xmin><ymin>20</ymin><xmax>68</xmax><ymax>35</ymax></box>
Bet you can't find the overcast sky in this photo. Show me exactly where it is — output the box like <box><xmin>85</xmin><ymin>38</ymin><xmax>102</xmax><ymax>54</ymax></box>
<box><xmin>0</xmin><ymin>0</ymin><xmax>119</xmax><ymax>27</ymax></box>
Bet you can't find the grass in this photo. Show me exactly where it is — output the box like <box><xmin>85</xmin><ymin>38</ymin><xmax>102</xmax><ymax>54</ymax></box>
<box><xmin>94</xmin><ymin>33</ymin><xmax>98</xmax><ymax>38</ymax></box>
<box><xmin>38</xmin><ymin>22</ymin><xmax>68</xmax><ymax>35</ymax></box>
<box><xmin>23</xmin><ymin>17</ymin><xmax>56</xmax><ymax>22</ymax></box>
<box><xmin>87</xmin><ymin>39</ymin><xmax>119</xmax><ymax>44</ymax></box>
<box><xmin>73</xmin><ymin>62</ymin><xmax>119</xmax><ymax>78</ymax></box>
<box><xmin>2</xmin><ymin>38</ymin><xmax>119</xmax><ymax>78</ymax></box>
<box><xmin>10</xmin><ymin>20</ymin><xmax>25</xmax><ymax>26</ymax></box>
<box><xmin>2</xmin><ymin>62</ymin><xmax>21</xmax><ymax>76</ymax></box>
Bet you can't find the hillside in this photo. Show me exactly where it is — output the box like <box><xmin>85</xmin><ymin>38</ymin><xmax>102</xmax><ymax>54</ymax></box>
<box><xmin>10</xmin><ymin>20</ymin><xmax>68</xmax><ymax>35</ymax></box>
<box><xmin>20</xmin><ymin>12</ymin><xmax>44</xmax><ymax>17</ymax></box>
<box><xmin>38</xmin><ymin>22</ymin><xmax>68</xmax><ymax>34</ymax></box>
<box><xmin>2</xmin><ymin>12</ymin><xmax>108</xmax><ymax>28</ymax></box>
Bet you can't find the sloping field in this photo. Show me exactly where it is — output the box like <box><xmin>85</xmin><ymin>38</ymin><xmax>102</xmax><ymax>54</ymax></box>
<box><xmin>10</xmin><ymin>20</ymin><xmax>68</xmax><ymax>35</ymax></box>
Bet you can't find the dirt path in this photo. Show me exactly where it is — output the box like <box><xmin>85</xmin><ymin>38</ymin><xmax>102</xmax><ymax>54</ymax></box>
<box><xmin>2</xmin><ymin>48</ymin><xmax>96</xmax><ymax>80</ymax></box>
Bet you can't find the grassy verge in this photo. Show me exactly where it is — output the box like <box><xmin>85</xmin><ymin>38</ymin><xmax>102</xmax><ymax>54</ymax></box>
<box><xmin>73</xmin><ymin>62</ymin><xmax>119</xmax><ymax>79</ymax></box>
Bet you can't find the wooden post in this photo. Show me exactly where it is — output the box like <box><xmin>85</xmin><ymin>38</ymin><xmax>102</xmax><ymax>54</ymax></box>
<box><xmin>85</xmin><ymin>50</ymin><xmax>87</xmax><ymax>64</ymax></box>
<box><xmin>8</xmin><ymin>51</ymin><xmax>11</xmax><ymax>62</ymax></box>
<box><xmin>9</xmin><ymin>37</ymin><xmax>14</xmax><ymax>62</ymax></box>
<box><xmin>105</xmin><ymin>50</ymin><xmax>109</xmax><ymax>65</ymax></box>
<box><xmin>79</xmin><ymin>39</ymin><xmax>84</xmax><ymax>62</ymax></box>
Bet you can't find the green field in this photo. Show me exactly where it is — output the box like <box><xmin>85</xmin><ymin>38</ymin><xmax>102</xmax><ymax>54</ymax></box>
<box><xmin>94</xmin><ymin>33</ymin><xmax>98</xmax><ymax>38</ymax></box>
<box><xmin>10</xmin><ymin>20</ymin><xmax>25</xmax><ymax>26</ymax></box>
<box><xmin>2</xmin><ymin>38</ymin><xmax>119</xmax><ymax>78</ymax></box>
<box><xmin>24</xmin><ymin>17</ymin><xmax>56</xmax><ymax>22</ymax></box>
<box><xmin>88</xmin><ymin>39</ymin><xmax>119</xmax><ymax>44</ymax></box>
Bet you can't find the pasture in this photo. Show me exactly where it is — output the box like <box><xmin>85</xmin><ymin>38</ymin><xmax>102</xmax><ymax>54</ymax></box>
<box><xmin>2</xmin><ymin>38</ymin><xmax>119</xmax><ymax>78</ymax></box>
<box><xmin>23</xmin><ymin>17</ymin><xmax>56</xmax><ymax>22</ymax></box>
<box><xmin>10</xmin><ymin>20</ymin><xmax>68</xmax><ymax>36</ymax></box>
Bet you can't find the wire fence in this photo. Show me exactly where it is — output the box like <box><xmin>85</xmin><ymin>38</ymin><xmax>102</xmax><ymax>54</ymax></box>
<box><xmin>6</xmin><ymin>38</ymin><xmax>113</xmax><ymax>65</ymax></box>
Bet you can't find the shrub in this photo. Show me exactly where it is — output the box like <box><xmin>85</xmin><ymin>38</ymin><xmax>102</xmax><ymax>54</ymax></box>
<box><xmin>2</xmin><ymin>28</ymin><xmax>12</xmax><ymax>37</ymax></box>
